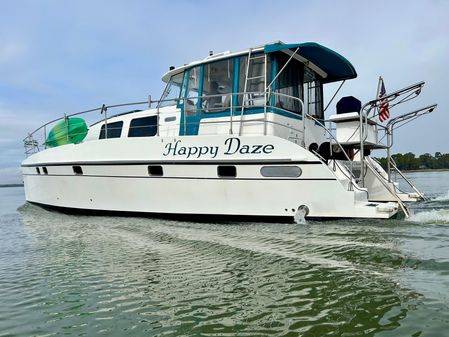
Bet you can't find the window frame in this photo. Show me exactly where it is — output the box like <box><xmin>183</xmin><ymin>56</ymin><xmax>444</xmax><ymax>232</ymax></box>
<box><xmin>158</xmin><ymin>72</ymin><xmax>185</xmax><ymax>108</ymax></box>
<box><xmin>128</xmin><ymin>116</ymin><xmax>158</xmax><ymax>138</ymax></box>
<box><xmin>99</xmin><ymin>121</ymin><xmax>124</xmax><ymax>139</ymax></box>
<box><xmin>201</xmin><ymin>58</ymin><xmax>235</xmax><ymax>114</ymax></box>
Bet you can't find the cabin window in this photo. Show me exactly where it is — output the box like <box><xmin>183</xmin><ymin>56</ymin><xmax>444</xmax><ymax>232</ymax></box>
<box><xmin>217</xmin><ymin>165</ymin><xmax>236</xmax><ymax>178</ymax></box>
<box><xmin>239</xmin><ymin>54</ymin><xmax>271</xmax><ymax>108</ymax></box>
<box><xmin>202</xmin><ymin>59</ymin><xmax>234</xmax><ymax>113</ymax></box>
<box><xmin>128</xmin><ymin>116</ymin><xmax>158</xmax><ymax>137</ymax></box>
<box><xmin>42</xmin><ymin>167</ymin><xmax>48</xmax><ymax>175</ymax></box>
<box><xmin>304</xmin><ymin>74</ymin><xmax>323</xmax><ymax>119</ymax></box>
<box><xmin>184</xmin><ymin>66</ymin><xmax>201</xmax><ymax>116</ymax></box>
<box><xmin>36</xmin><ymin>167</ymin><xmax>40</xmax><ymax>175</ymax></box>
<box><xmin>274</xmin><ymin>53</ymin><xmax>304</xmax><ymax>115</ymax></box>
<box><xmin>148</xmin><ymin>165</ymin><xmax>163</xmax><ymax>176</ymax></box>
<box><xmin>99</xmin><ymin>121</ymin><xmax>123</xmax><ymax>139</ymax></box>
<box><xmin>260</xmin><ymin>166</ymin><xmax>302</xmax><ymax>177</ymax></box>
<box><xmin>72</xmin><ymin>166</ymin><xmax>83</xmax><ymax>175</ymax></box>
<box><xmin>159</xmin><ymin>72</ymin><xmax>184</xmax><ymax>108</ymax></box>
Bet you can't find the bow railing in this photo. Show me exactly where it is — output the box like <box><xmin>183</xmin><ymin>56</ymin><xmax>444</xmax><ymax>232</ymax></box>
<box><xmin>23</xmin><ymin>91</ymin><xmax>309</xmax><ymax>156</ymax></box>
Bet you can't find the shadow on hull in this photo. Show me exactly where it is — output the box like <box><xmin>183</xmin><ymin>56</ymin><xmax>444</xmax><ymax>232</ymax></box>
<box><xmin>28</xmin><ymin>201</ymin><xmax>297</xmax><ymax>224</ymax></box>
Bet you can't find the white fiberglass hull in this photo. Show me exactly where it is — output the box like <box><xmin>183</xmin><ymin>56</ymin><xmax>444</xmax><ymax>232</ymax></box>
<box><xmin>22</xmin><ymin>135</ymin><xmax>398</xmax><ymax>219</ymax></box>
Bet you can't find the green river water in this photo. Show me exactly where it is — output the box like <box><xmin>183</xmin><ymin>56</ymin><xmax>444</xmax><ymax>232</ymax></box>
<box><xmin>1</xmin><ymin>171</ymin><xmax>448</xmax><ymax>336</ymax></box>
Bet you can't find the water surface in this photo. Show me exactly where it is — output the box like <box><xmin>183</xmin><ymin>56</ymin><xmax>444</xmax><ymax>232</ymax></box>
<box><xmin>0</xmin><ymin>171</ymin><xmax>448</xmax><ymax>336</ymax></box>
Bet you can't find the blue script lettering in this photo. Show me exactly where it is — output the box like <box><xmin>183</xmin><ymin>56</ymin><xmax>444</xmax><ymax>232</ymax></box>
<box><xmin>163</xmin><ymin>140</ymin><xmax>219</xmax><ymax>159</ymax></box>
<box><xmin>224</xmin><ymin>137</ymin><xmax>274</xmax><ymax>155</ymax></box>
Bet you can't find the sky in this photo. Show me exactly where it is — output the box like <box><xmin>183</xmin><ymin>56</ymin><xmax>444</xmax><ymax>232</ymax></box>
<box><xmin>0</xmin><ymin>0</ymin><xmax>448</xmax><ymax>183</ymax></box>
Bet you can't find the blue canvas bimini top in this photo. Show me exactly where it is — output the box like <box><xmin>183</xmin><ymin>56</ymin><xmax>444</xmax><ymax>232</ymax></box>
<box><xmin>264</xmin><ymin>42</ymin><xmax>357</xmax><ymax>83</ymax></box>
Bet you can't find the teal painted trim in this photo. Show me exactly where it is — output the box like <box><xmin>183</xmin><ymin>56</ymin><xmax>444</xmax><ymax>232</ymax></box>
<box><xmin>176</xmin><ymin>71</ymin><xmax>186</xmax><ymax>109</ymax></box>
<box><xmin>198</xmin><ymin>107</ymin><xmax>303</xmax><ymax>122</ymax></box>
<box><xmin>268</xmin><ymin>107</ymin><xmax>303</xmax><ymax>120</ymax></box>
<box><xmin>184</xmin><ymin>69</ymin><xmax>190</xmax><ymax>98</ymax></box>
<box><xmin>271</xmin><ymin>56</ymin><xmax>277</xmax><ymax>91</ymax></box>
<box><xmin>232</xmin><ymin>57</ymin><xmax>240</xmax><ymax>115</ymax></box>
<box><xmin>179</xmin><ymin>69</ymin><xmax>190</xmax><ymax>136</ymax></box>
<box><xmin>182</xmin><ymin>66</ymin><xmax>203</xmax><ymax>136</ymax></box>
<box><xmin>263</xmin><ymin>42</ymin><xmax>357</xmax><ymax>83</ymax></box>
<box><xmin>200</xmin><ymin>110</ymin><xmax>232</xmax><ymax>119</ymax></box>
<box><xmin>270</xmin><ymin>56</ymin><xmax>277</xmax><ymax>106</ymax></box>
<box><xmin>197</xmin><ymin>65</ymin><xmax>204</xmax><ymax>110</ymax></box>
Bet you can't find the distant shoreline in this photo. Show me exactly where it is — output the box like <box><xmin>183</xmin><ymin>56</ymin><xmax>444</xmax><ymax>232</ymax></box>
<box><xmin>0</xmin><ymin>184</ymin><xmax>24</xmax><ymax>188</ymax></box>
<box><xmin>402</xmin><ymin>169</ymin><xmax>449</xmax><ymax>173</ymax></box>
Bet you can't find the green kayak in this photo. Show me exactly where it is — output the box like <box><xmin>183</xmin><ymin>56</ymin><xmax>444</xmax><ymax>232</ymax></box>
<box><xmin>45</xmin><ymin>117</ymin><xmax>88</xmax><ymax>148</ymax></box>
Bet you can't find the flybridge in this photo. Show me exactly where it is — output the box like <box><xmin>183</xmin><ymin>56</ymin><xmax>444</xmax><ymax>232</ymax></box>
<box><xmin>24</xmin><ymin>41</ymin><xmax>356</xmax><ymax>154</ymax></box>
<box><xmin>162</xmin><ymin>41</ymin><xmax>358</xmax><ymax>84</ymax></box>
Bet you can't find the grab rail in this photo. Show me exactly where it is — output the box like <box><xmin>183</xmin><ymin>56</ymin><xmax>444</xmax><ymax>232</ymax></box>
<box><xmin>388</xmin><ymin>157</ymin><xmax>427</xmax><ymax>201</ymax></box>
<box><xmin>22</xmin><ymin>91</ymin><xmax>308</xmax><ymax>155</ymax></box>
<box><xmin>358</xmin><ymin>81</ymin><xmax>430</xmax><ymax>186</ymax></box>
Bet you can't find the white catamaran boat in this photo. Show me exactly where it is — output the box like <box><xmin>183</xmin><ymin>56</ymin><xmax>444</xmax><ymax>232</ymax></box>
<box><xmin>22</xmin><ymin>41</ymin><xmax>437</xmax><ymax>220</ymax></box>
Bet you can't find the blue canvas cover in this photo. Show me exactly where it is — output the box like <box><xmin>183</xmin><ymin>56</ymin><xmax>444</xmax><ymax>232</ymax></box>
<box><xmin>264</xmin><ymin>42</ymin><xmax>357</xmax><ymax>83</ymax></box>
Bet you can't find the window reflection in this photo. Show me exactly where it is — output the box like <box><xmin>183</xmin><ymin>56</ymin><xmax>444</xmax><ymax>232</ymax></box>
<box><xmin>239</xmin><ymin>54</ymin><xmax>271</xmax><ymax>108</ymax></box>
<box><xmin>159</xmin><ymin>72</ymin><xmax>184</xmax><ymax>108</ymax></box>
<box><xmin>185</xmin><ymin>67</ymin><xmax>200</xmax><ymax>115</ymax></box>
<box><xmin>202</xmin><ymin>60</ymin><xmax>234</xmax><ymax>113</ymax></box>
<box><xmin>275</xmin><ymin>54</ymin><xmax>304</xmax><ymax>114</ymax></box>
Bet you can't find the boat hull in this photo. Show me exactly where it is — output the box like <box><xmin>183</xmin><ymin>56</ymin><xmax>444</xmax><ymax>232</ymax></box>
<box><xmin>22</xmin><ymin>135</ymin><xmax>398</xmax><ymax>220</ymax></box>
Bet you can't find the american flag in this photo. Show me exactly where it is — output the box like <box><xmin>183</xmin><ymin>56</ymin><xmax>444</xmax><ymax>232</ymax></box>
<box><xmin>378</xmin><ymin>77</ymin><xmax>390</xmax><ymax>122</ymax></box>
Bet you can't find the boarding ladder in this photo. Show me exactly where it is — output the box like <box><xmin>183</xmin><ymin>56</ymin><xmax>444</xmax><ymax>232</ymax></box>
<box><xmin>239</xmin><ymin>48</ymin><xmax>268</xmax><ymax>135</ymax></box>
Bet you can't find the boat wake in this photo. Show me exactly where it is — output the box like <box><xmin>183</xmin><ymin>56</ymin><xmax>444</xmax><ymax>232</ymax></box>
<box><xmin>294</xmin><ymin>207</ymin><xmax>308</xmax><ymax>225</ymax></box>
<box><xmin>407</xmin><ymin>209</ymin><xmax>449</xmax><ymax>224</ymax></box>
<box><xmin>432</xmin><ymin>190</ymin><xmax>449</xmax><ymax>202</ymax></box>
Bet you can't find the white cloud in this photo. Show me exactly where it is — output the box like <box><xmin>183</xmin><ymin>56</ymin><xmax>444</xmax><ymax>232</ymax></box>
<box><xmin>0</xmin><ymin>0</ymin><xmax>447</xmax><ymax>159</ymax></box>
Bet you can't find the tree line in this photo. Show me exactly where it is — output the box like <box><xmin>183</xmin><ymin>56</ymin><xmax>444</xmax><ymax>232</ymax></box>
<box><xmin>375</xmin><ymin>152</ymin><xmax>449</xmax><ymax>171</ymax></box>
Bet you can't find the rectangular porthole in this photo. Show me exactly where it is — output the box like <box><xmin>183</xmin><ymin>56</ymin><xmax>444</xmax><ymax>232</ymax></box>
<box><xmin>42</xmin><ymin>167</ymin><xmax>48</xmax><ymax>175</ymax></box>
<box><xmin>72</xmin><ymin>166</ymin><xmax>83</xmax><ymax>175</ymax></box>
<box><xmin>260</xmin><ymin>166</ymin><xmax>302</xmax><ymax>177</ymax></box>
<box><xmin>217</xmin><ymin>165</ymin><xmax>236</xmax><ymax>178</ymax></box>
<box><xmin>36</xmin><ymin>167</ymin><xmax>40</xmax><ymax>175</ymax></box>
<box><xmin>148</xmin><ymin>165</ymin><xmax>163</xmax><ymax>176</ymax></box>
<box><xmin>164</xmin><ymin>116</ymin><xmax>176</xmax><ymax>122</ymax></box>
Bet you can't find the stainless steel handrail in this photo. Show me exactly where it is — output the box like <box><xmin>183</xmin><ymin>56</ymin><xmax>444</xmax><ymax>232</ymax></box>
<box><xmin>358</xmin><ymin>81</ymin><xmax>429</xmax><ymax>187</ymax></box>
<box><xmin>305</xmin><ymin>114</ymin><xmax>357</xmax><ymax>191</ymax></box>
<box><xmin>387</xmin><ymin>157</ymin><xmax>427</xmax><ymax>201</ymax></box>
<box><xmin>23</xmin><ymin>91</ymin><xmax>308</xmax><ymax>155</ymax></box>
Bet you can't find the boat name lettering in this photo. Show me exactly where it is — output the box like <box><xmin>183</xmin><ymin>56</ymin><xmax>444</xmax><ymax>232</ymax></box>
<box><xmin>163</xmin><ymin>140</ymin><xmax>219</xmax><ymax>159</ymax></box>
<box><xmin>223</xmin><ymin>138</ymin><xmax>274</xmax><ymax>155</ymax></box>
<box><xmin>162</xmin><ymin>138</ymin><xmax>274</xmax><ymax>158</ymax></box>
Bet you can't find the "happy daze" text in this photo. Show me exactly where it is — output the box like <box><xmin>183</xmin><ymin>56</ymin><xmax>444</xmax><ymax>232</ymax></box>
<box><xmin>162</xmin><ymin>138</ymin><xmax>274</xmax><ymax>159</ymax></box>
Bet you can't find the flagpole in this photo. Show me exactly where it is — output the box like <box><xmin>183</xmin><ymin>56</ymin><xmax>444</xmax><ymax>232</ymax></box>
<box><xmin>375</xmin><ymin>76</ymin><xmax>382</xmax><ymax>117</ymax></box>
<box><xmin>377</xmin><ymin>76</ymin><xmax>392</xmax><ymax>181</ymax></box>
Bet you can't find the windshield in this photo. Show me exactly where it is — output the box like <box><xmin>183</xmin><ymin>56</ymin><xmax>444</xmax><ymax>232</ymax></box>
<box><xmin>158</xmin><ymin>72</ymin><xmax>184</xmax><ymax>108</ymax></box>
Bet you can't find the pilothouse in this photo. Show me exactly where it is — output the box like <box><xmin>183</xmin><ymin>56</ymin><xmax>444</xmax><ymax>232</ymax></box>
<box><xmin>21</xmin><ymin>41</ymin><xmax>437</xmax><ymax>220</ymax></box>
